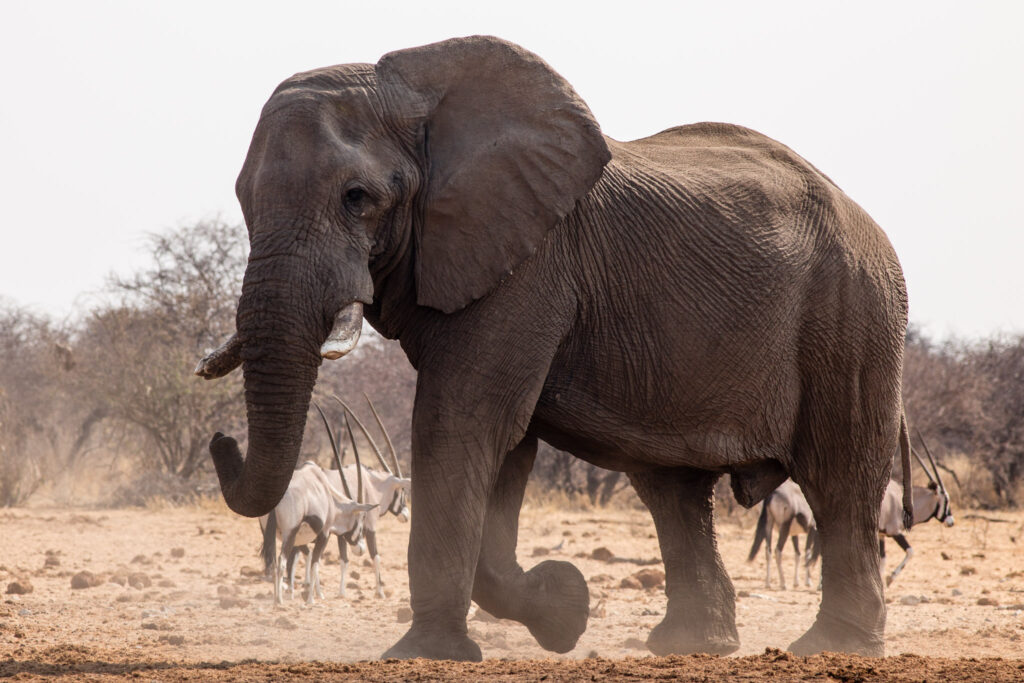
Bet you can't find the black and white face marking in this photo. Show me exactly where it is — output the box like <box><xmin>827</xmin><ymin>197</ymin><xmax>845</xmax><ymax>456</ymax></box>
<box><xmin>936</xmin><ymin>491</ymin><xmax>955</xmax><ymax>527</ymax></box>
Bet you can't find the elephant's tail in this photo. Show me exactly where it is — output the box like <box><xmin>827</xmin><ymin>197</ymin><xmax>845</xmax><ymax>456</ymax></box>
<box><xmin>260</xmin><ymin>513</ymin><xmax>277</xmax><ymax>577</ymax></box>
<box><xmin>747</xmin><ymin>501</ymin><xmax>770</xmax><ymax>562</ymax></box>
<box><xmin>899</xmin><ymin>408</ymin><xmax>914</xmax><ymax>530</ymax></box>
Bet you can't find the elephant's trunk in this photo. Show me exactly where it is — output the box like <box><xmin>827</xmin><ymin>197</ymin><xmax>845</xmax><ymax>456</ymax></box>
<box><xmin>210</xmin><ymin>252</ymin><xmax>341</xmax><ymax>517</ymax></box>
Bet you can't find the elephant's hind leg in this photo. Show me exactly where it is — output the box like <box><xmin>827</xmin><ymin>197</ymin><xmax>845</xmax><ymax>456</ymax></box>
<box><xmin>472</xmin><ymin>435</ymin><xmax>589</xmax><ymax>653</ymax></box>
<box><xmin>788</xmin><ymin>413</ymin><xmax>893</xmax><ymax>656</ymax></box>
<box><xmin>629</xmin><ymin>467</ymin><xmax>739</xmax><ymax>656</ymax></box>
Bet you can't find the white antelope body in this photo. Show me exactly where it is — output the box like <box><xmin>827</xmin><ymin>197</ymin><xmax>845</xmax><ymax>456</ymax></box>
<box><xmin>878</xmin><ymin>435</ymin><xmax>954</xmax><ymax>585</ymax></box>
<box><xmin>261</xmin><ymin>460</ymin><xmax>374</xmax><ymax>604</ymax></box>
<box><xmin>747</xmin><ymin>479</ymin><xmax>819</xmax><ymax>590</ymax></box>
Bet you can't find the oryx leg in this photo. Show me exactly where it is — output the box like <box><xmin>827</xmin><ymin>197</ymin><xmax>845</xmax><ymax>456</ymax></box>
<box><xmin>366</xmin><ymin>530</ymin><xmax>385</xmax><ymax>598</ymax></box>
<box><xmin>285</xmin><ymin>546</ymin><xmax>308</xmax><ymax>600</ymax></box>
<box><xmin>628</xmin><ymin>467</ymin><xmax>739</xmax><ymax>656</ymax></box>
<box><xmin>886</xmin><ymin>534</ymin><xmax>912</xmax><ymax>586</ymax></box>
<box><xmin>471</xmin><ymin>435</ymin><xmax>589</xmax><ymax>654</ymax></box>
<box><xmin>764</xmin><ymin>522</ymin><xmax>774</xmax><ymax>589</ymax></box>
<box><xmin>791</xmin><ymin>535</ymin><xmax>801</xmax><ymax>588</ymax></box>
<box><xmin>336</xmin><ymin>535</ymin><xmax>350</xmax><ymax>598</ymax></box>
<box><xmin>278</xmin><ymin>528</ymin><xmax>301</xmax><ymax>606</ymax></box>
<box><xmin>775</xmin><ymin>519</ymin><xmax>792</xmax><ymax>590</ymax></box>
<box><xmin>308</xmin><ymin>534</ymin><xmax>329</xmax><ymax>604</ymax></box>
<box><xmin>878</xmin><ymin>537</ymin><xmax>887</xmax><ymax>582</ymax></box>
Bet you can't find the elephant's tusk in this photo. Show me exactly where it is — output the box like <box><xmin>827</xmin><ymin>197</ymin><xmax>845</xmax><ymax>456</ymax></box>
<box><xmin>320</xmin><ymin>302</ymin><xmax>363</xmax><ymax>360</ymax></box>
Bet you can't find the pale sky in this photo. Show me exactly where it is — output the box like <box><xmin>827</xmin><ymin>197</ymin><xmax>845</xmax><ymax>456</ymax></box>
<box><xmin>1</xmin><ymin>2</ymin><xmax>1021</xmax><ymax>340</ymax></box>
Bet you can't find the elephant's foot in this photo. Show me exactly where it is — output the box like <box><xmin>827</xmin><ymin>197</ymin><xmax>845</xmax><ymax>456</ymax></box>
<box><xmin>788</xmin><ymin>614</ymin><xmax>883</xmax><ymax>657</ymax></box>
<box><xmin>646</xmin><ymin>609</ymin><xmax>739</xmax><ymax>656</ymax></box>
<box><xmin>516</xmin><ymin>560</ymin><xmax>590</xmax><ymax>653</ymax></box>
<box><xmin>381</xmin><ymin>624</ymin><xmax>482</xmax><ymax>661</ymax></box>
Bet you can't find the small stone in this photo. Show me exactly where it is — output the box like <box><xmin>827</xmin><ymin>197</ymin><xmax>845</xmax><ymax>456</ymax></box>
<box><xmin>532</xmin><ymin>546</ymin><xmax>550</xmax><ymax>557</ymax></box>
<box><xmin>350</xmin><ymin>570</ymin><xmax>360</xmax><ymax>580</ymax></box>
<box><xmin>396</xmin><ymin>606</ymin><xmax>414</xmax><ymax>623</ymax></box>
<box><xmin>5</xmin><ymin>581</ymin><xmax>32</xmax><ymax>595</ymax></box>
<box><xmin>108</xmin><ymin>573</ymin><xmax>128</xmax><ymax>587</ymax></box>
<box><xmin>157</xmin><ymin>634</ymin><xmax>185</xmax><ymax>646</ymax></box>
<box><xmin>274</xmin><ymin>616</ymin><xmax>298</xmax><ymax>630</ymax></box>
<box><xmin>131</xmin><ymin>554</ymin><xmax>150</xmax><ymax>565</ymax></box>
<box><xmin>219</xmin><ymin>596</ymin><xmax>248</xmax><ymax>609</ymax></box>
<box><xmin>43</xmin><ymin>556</ymin><xmax>60</xmax><ymax>569</ymax></box>
<box><xmin>170</xmin><ymin>548</ymin><xmax>185</xmax><ymax>559</ymax></box>
<box><xmin>977</xmin><ymin>597</ymin><xmax>999</xmax><ymax>606</ymax></box>
<box><xmin>632</xmin><ymin>568</ymin><xmax>665</xmax><ymax>589</ymax></box>
<box><xmin>737</xmin><ymin>590</ymin><xmax>750</xmax><ymax>598</ymax></box>
<box><xmin>622</xmin><ymin>636</ymin><xmax>647</xmax><ymax>650</ymax></box>
<box><xmin>71</xmin><ymin>571</ymin><xmax>101</xmax><ymax>590</ymax></box>
<box><xmin>960</xmin><ymin>566</ymin><xmax>976</xmax><ymax>576</ymax></box>
<box><xmin>952</xmin><ymin>589</ymin><xmax>963</xmax><ymax>596</ymax></box>
<box><xmin>158</xmin><ymin>579</ymin><xmax>176</xmax><ymax>588</ymax></box>
<box><xmin>941</xmin><ymin>551</ymin><xmax>952</xmax><ymax>561</ymax></box>
<box><xmin>619</xmin><ymin>576</ymin><xmax>642</xmax><ymax>590</ymax></box>
<box><xmin>128</xmin><ymin>573</ymin><xmax>152</xmax><ymax>589</ymax></box>
<box><xmin>591</xmin><ymin>547</ymin><xmax>615</xmax><ymax>562</ymax></box>
<box><xmin>899</xmin><ymin>595</ymin><xmax>921</xmax><ymax>606</ymax></box>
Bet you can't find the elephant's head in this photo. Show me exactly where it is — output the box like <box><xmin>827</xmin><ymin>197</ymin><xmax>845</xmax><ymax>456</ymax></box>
<box><xmin>205</xmin><ymin>36</ymin><xmax>610</xmax><ymax>517</ymax></box>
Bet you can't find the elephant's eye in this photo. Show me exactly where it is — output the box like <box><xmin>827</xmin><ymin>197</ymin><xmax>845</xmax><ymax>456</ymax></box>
<box><xmin>345</xmin><ymin>187</ymin><xmax>366</xmax><ymax>206</ymax></box>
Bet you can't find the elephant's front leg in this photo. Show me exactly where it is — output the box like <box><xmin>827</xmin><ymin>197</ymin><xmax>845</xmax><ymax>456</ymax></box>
<box><xmin>471</xmin><ymin>435</ymin><xmax>589</xmax><ymax>653</ymax></box>
<box><xmin>628</xmin><ymin>467</ymin><xmax>740</xmax><ymax>656</ymax></box>
<box><xmin>380</xmin><ymin>405</ymin><xmax>504</xmax><ymax>661</ymax></box>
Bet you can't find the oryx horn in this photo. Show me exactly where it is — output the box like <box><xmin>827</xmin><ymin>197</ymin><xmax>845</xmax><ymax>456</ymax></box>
<box><xmin>314</xmin><ymin>401</ymin><xmax>353</xmax><ymax>499</ymax></box>
<box><xmin>331</xmin><ymin>395</ymin><xmax>393</xmax><ymax>475</ymax></box>
<box><xmin>342</xmin><ymin>411</ymin><xmax>365</xmax><ymax>504</ymax></box>
<box><xmin>915</xmin><ymin>429</ymin><xmax>946</xmax><ymax>492</ymax></box>
<box><xmin>910</xmin><ymin>448</ymin><xmax>936</xmax><ymax>485</ymax></box>
<box><xmin>364</xmin><ymin>393</ymin><xmax>403</xmax><ymax>479</ymax></box>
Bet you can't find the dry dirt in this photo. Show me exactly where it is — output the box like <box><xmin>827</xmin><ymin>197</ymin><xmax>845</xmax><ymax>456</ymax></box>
<box><xmin>1</xmin><ymin>500</ymin><xmax>1022</xmax><ymax>680</ymax></box>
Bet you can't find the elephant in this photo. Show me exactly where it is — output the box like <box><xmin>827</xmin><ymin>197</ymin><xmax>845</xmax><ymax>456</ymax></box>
<box><xmin>198</xmin><ymin>35</ymin><xmax>910</xmax><ymax>660</ymax></box>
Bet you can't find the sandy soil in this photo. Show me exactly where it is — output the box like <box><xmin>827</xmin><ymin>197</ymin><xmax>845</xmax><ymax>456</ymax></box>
<box><xmin>1</xmin><ymin>500</ymin><xmax>1022</xmax><ymax>680</ymax></box>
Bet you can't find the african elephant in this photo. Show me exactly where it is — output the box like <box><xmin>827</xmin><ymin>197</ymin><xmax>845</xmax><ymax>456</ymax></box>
<box><xmin>198</xmin><ymin>35</ymin><xmax>909</xmax><ymax>659</ymax></box>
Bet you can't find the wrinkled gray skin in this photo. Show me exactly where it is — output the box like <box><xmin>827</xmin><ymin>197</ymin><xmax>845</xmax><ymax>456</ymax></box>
<box><xmin>202</xmin><ymin>36</ymin><xmax>908</xmax><ymax>660</ymax></box>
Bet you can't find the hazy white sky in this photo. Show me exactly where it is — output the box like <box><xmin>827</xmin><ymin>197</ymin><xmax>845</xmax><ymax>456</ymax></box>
<box><xmin>1</xmin><ymin>1</ymin><xmax>1021</xmax><ymax>340</ymax></box>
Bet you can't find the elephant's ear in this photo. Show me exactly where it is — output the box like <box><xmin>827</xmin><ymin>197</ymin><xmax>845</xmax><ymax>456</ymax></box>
<box><xmin>376</xmin><ymin>36</ymin><xmax>611</xmax><ymax>313</ymax></box>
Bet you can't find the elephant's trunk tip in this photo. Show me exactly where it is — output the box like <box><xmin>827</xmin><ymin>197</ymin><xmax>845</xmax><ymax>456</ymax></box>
<box><xmin>208</xmin><ymin>432</ymin><xmax>278</xmax><ymax>518</ymax></box>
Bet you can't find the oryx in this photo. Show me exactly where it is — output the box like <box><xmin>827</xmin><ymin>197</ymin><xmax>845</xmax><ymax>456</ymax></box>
<box><xmin>322</xmin><ymin>395</ymin><xmax>410</xmax><ymax>598</ymax></box>
<box><xmin>259</xmin><ymin>406</ymin><xmax>374</xmax><ymax>605</ymax></box>
<box><xmin>264</xmin><ymin>396</ymin><xmax>411</xmax><ymax>599</ymax></box>
<box><xmin>747</xmin><ymin>479</ymin><xmax>820</xmax><ymax>590</ymax></box>
<box><xmin>878</xmin><ymin>432</ymin><xmax>954</xmax><ymax>586</ymax></box>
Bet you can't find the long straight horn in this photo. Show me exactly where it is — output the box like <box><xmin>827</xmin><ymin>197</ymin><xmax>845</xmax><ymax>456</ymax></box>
<box><xmin>343</xmin><ymin>412</ymin><xmax>365</xmax><ymax>504</ymax></box>
<box><xmin>911</xmin><ymin>449</ymin><xmax>936</xmax><ymax>484</ymax></box>
<box><xmin>916</xmin><ymin>429</ymin><xmax>946</xmax><ymax>492</ymax></box>
<box><xmin>364</xmin><ymin>393</ymin><xmax>403</xmax><ymax>479</ymax></box>
<box><xmin>314</xmin><ymin>402</ymin><xmax>352</xmax><ymax>499</ymax></box>
<box><xmin>331</xmin><ymin>395</ymin><xmax>393</xmax><ymax>475</ymax></box>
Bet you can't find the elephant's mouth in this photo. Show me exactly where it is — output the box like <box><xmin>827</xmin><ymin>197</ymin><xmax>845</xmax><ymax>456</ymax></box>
<box><xmin>320</xmin><ymin>302</ymin><xmax>364</xmax><ymax>360</ymax></box>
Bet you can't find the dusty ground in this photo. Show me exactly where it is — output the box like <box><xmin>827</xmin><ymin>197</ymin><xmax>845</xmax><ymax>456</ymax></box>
<box><xmin>1</xmin><ymin>499</ymin><xmax>1022</xmax><ymax>680</ymax></box>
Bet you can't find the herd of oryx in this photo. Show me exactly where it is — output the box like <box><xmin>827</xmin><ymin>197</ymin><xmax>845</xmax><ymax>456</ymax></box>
<box><xmin>748</xmin><ymin>433</ymin><xmax>955</xmax><ymax>591</ymax></box>
<box><xmin>260</xmin><ymin>395</ymin><xmax>410</xmax><ymax>605</ymax></box>
<box><xmin>264</xmin><ymin>399</ymin><xmax>954</xmax><ymax>607</ymax></box>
